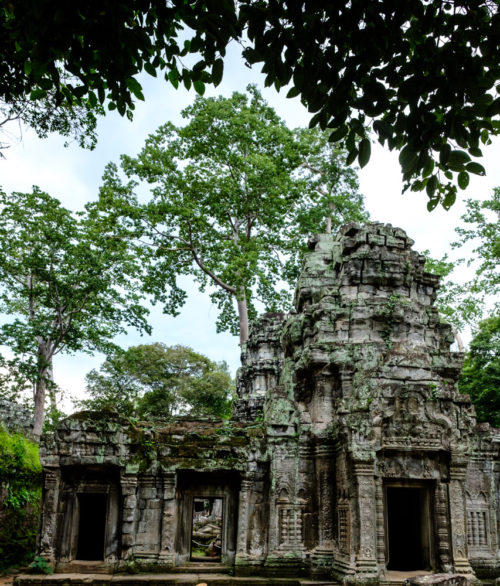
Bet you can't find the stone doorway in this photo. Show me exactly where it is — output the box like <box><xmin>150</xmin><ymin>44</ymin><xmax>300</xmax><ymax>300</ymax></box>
<box><xmin>75</xmin><ymin>493</ymin><xmax>108</xmax><ymax>560</ymax></box>
<box><xmin>385</xmin><ymin>484</ymin><xmax>435</xmax><ymax>571</ymax></box>
<box><xmin>176</xmin><ymin>471</ymin><xmax>239</xmax><ymax>566</ymax></box>
<box><xmin>190</xmin><ymin>497</ymin><xmax>223</xmax><ymax>562</ymax></box>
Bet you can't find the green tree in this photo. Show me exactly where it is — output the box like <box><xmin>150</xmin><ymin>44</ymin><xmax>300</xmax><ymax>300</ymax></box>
<box><xmin>1</xmin><ymin>1</ymin><xmax>498</xmax><ymax>206</ymax></box>
<box><xmin>453</xmin><ymin>188</ymin><xmax>500</xmax><ymax>304</ymax></box>
<box><xmin>458</xmin><ymin>315</ymin><xmax>500</xmax><ymax>427</ymax></box>
<box><xmin>0</xmin><ymin>188</ymin><xmax>150</xmax><ymax>438</ymax></box>
<box><xmin>79</xmin><ymin>343</ymin><xmax>233</xmax><ymax>419</ymax></box>
<box><xmin>422</xmin><ymin>189</ymin><xmax>499</xmax><ymax>335</ymax></box>
<box><xmin>98</xmin><ymin>87</ymin><xmax>368</xmax><ymax>343</ymax></box>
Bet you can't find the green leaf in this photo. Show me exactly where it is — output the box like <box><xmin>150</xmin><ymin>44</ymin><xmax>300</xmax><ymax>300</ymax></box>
<box><xmin>24</xmin><ymin>61</ymin><xmax>31</xmax><ymax>76</ymax></box>
<box><xmin>399</xmin><ymin>146</ymin><xmax>418</xmax><ymax>173</ymax></box>
<box><xmin>468</xmin><ymin>146</ymin><xmax>483</xmax><ymax>157</ymax></box>
<box><xmin>358</xmin><ymin>138</ymin><xmax>371</xmax><ymax>168</ymax></box>
<box><xmin>88</xmin><ymin>91</ymin><xmax>97</xmax><ymax>108</ymax></box>
<box><xmin>466</xmin><ymin>162</ymin><xmax>486</xmax><ymax>176</ymax></box>
<box><xmin>426</xmin><ymin>175</ymin><xmax>438</xmax><ymax>198</ymax></box>
<box><xmin>212</xmin><ymin>59</ymin><xmax>224</xmax><ymax>86</ymax></box>
<box><xmin>29</xmin><ymin>89</ymin><xmax>46</xmax><ymax>100</ymax></box>
<box><xmin>168</xmin><ymin>69</ymin><xmax>179</xmax><ymax>89</ymax></box>
<box><xmin>439</xmin><ymin>144</ymin><xmax>451</xmax><ymax>165</ymax></box>
<box><xmin>144</xmin><ymin>62</ymin><xmax>157</xmax><ymax>77</ymax></box>
<box><xmin>457</xmin><ymin>171</ymin><xmax>469</xmax><ymax>190</ymax></box>
<box><xmin>328</xmin><ymin>124</ymin><xmax>348</xmax><ymax>142</ymax></box>
<box><xmin>427</xmin><ymin>198</ymin><xmax>439</xmax><ymax>211</ymax></box>
<box><xmin>442</xmin><ymin>188</ymin><xmax>456</xmax><ymax>210</ymax></box>
<box><xmin>286</xmin><ymin>86</ymin><xmax>301</xmax><ymax>99</ymax></box>
<box><xmin>126</xmin><ymin>77</ymin><xmax>144</xmax><ymax>100</ymax></box>
<box><xmin>345</xmin><ymin>148</ymin><xmax>358</xmax><ymax>166</ymax></box>
<box><xmin>193</xmin><ymin>80</ymin><xmax>205</xmax><ymax>95</ymax></box>
<box><xmin>448</xmin><ymin>150</ymin><xmax>471</xmax><ymax>167</ymax></box>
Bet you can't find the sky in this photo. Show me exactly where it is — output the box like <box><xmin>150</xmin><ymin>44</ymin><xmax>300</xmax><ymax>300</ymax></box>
<box><xmin>1</xmin><ymin>41</ymin><xmax>499</xmax><ymax>410</ymax></box>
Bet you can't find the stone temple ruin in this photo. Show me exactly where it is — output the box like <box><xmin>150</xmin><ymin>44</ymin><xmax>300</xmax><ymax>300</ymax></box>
<box><xmin>36</xmin><ymin>223</ymin><xmax>499</xmax><ymax>582</ymax></box>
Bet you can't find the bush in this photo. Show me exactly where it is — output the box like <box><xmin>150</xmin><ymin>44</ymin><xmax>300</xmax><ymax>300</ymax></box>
<box><xmin>0</xmin><ymin>427</ymin><xmax>42</xmax><ymax>572</ymax></box>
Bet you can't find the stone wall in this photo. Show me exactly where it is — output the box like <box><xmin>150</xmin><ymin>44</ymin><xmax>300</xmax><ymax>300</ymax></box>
<box><xmin>0</xmin><ymin>398</ymin><xmax>33</xmax><ymax>435</ymax></box>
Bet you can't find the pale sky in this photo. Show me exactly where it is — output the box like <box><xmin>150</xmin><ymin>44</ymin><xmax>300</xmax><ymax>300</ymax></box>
<box><xmin>1</xmin><ymin>42</ymin><xmax>499</xmax><ymax>410</ymax></box>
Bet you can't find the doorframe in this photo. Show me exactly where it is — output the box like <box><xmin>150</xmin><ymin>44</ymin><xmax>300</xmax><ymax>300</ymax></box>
<box><xmin>383</xmin><ymin>479</ymin><xmax>436</xmax><ymax>571</ymax></box>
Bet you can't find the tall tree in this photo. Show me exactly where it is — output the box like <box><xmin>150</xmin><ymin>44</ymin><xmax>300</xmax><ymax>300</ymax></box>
<box><xmin>98</xmin><ymin>87</ymin><xmax>368</xmax><ymax>343</ymax></box>
<box><xmin>1</xmin><ymin>1</ymin><xmax>498</xmax><ymax>207</ymax></box>
<box><xmin>458</xmin><ymin>315</ymin><xmax>500</xmax><ymax>427</ymax></box>
<box><xmin>0</xmin><ymin>188</ymin><xmax>150</xmax><ymax>438</ymax></box>
<box><xmin>79</xmin><ymin>343</ymin><xmax>233</xmax><ymax>420</ymax></box>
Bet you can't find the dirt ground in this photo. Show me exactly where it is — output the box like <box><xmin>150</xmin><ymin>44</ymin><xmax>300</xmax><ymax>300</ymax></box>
<box><xmin>0</xmin><ymin>575</ymin><xmax>14</xmax><ymax>586</ymax></box>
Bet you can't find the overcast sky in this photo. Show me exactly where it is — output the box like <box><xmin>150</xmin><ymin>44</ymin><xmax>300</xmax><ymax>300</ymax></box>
<box><xmin>1</xmin><ymin>42</ymin><xmax>499</xmax><ymax>410</ymax></box>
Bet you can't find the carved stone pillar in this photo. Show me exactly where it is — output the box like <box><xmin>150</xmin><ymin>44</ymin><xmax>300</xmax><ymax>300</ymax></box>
<box><xmin>353</xmin><ymin>461</ymin><xmax>378</xmax><ymax>577</ymax></box>
<box><xmin>435</xmin><ymin>481</ymin><xmax>452</xmax><ymax>572</ymax></box>
<box><xmin>235</xmin><ymin>473</ymin><xmax>253</xmax><ymax>563</ymax></box>
<box><xmin>38</xmin><ymin>468</ymin><xmax>61</xmax><ymax>563</ymax></box>
<box><xmin>159</xmin><ymin>473</ymin><xmax>176</xmax><ymax>565</ymax></box>
<box><xmin>120</xmin><ymin>474</ymin><xmax>138</xmax><ymax>560</ymax></box>
<box><xmin>375</xmin><ymin>476</ymin><xmax>386</xmax><ymax>570</ymax></box>
<box><xmin>449</xmin><ymin>462</ymin><xmax>474</xmax><ymax>575</ymax></box>
<box><xmin>311</xmin><ymin>444</ymin><xmax>335</xmax><ymax>576</ymax></box>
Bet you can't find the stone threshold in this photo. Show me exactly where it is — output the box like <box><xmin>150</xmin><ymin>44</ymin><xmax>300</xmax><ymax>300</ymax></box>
<box><xmin>14</xmin><ymin>575</ymin><xmax>338</xmax><ymax>586</ymax></box>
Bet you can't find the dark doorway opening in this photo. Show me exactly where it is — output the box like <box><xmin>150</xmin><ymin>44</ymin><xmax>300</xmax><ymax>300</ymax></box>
<box><xmin>190</xmin><ymin>497</ymin><xmax>223</xmax><ymax>562</ymax></box>
<box><xmin>386</xmin><ymin>486</ymin><xmax>433</xmax><ymax>571</ymax></box>
<box><xmin>76</xmin><ymin>493</ymin><xmax>107</xmax><ymax>560</ymax></box>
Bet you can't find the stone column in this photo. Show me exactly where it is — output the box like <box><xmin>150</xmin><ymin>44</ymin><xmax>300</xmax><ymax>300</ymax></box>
<box><xmin>311</xmin><ymin>444</ymin><xmax>335</xmax><ymax>576</ymax></box>
<box><xmin>353</xmin><ymin>461</ymin><xmax>378</xmax><ymax>578</ymax></box>
<box><xmin>159</xmin><ymin>473</ymin><xmax>176</xmax><ymax>566</ymax></box>
<box><xmin>449</xmin><ymin>462</ymin><xmax>475</xmax><ymax>576</ymax></box>
<box><xmin>120</xmin><ymin>474</ymin><xmax>138</xmax><ymax>560</ymax></box>
<box><xmin>435</xmin><ymin>480</ymin><xmax>452</xmax><ymax>572</ymax></box>
<box><xmin>375</xmin><ymin>476</ymin><xmax>386</xmax><ymax>570</ymax></box>
<box><xmin>38</xmin><ymin>468</ymin><xmax>61</xmax><ymax>564</ymax></box>
<box><xmin>235</xmin><ymin>472</ymin><xmax>253</xmax><ymax>564</ymax></box>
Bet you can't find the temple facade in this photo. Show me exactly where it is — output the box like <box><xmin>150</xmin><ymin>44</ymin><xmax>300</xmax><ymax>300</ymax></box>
<box><xmin>37</xmin><ymin>223</ymin><xmax>499</xmax><ymax>582</ymax></box>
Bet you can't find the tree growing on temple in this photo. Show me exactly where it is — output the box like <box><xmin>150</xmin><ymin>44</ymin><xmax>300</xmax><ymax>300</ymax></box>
<box><xmin>98</xmin><ymin>87</ymin><xmax>368</xmax><ymax>343</ymax></box>
<box><xmin>0</xmin><ymin>188</ymin><xmax>150</xmax><ymax>438</ymax></box>
<box><xmin>78</xmin><ymin>343</ymin><xmax>233</xmax><ymax>419</ymax></box>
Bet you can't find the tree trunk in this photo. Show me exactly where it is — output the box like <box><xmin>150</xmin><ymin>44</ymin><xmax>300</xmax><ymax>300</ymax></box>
<box><xmin>237</xmin><ymin>293</ymin><xmax>249</xmax><ymax>345</ymax></box>
<box><xmin>32</xmin><ymin>342</ymin><xmax>52</xmax><ymax>439</ymax></box>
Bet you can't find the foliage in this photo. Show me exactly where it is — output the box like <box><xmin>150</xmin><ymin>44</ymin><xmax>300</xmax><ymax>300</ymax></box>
<box><xmin>422</xmin><ymin>189</ymin><xmax>499</xmax><ymax>331</ymax></box>
<box><xmin>453</xmin><ymin>187</ymin><xmax>500</xmax><ymax>305</ymax></box>
<box><xmin>78</xmin><ymin>343</ymin><xmax>234</xmax><ymax>420</ymax></box>
<box><xmin>98</xmin><ymin>87</ymin><xmax>368</xmax><ymax>341</ymax></box>
<box><xmin>458</xmin><ymin>315</ymin><xmax>500</xmax><ymax>427</ymax></box>
<box><xmin>0</xmin><ymin>426</ymin><xmax>41</xmax><ymax>479</ymax></box>
<box><xmin>27</xmin><ymin>556</ymin><xmax>53</xmax><ymax>575</ymax></box>
<box><xmin>0</xmin><ymin>90</ymin><xmax>102</xmax><ymax>157</ymax></box>
<box><xmin>0</xmin><ymin>426</ymin><xmax>42</xmax><ymax>572</ymax></box>
<box><xmin>1</xmin><ymin>2</ymin><xmax>499</xmax><ymax>207</ymax></box>
<box><xmin>0</xmin><ymin>188</ymin><xmax>150</xmax><ymax>437</ymax></box>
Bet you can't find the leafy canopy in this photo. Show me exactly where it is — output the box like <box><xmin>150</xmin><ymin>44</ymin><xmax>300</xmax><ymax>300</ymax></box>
<box><xmin>79</xmin><ymin>343</ymin><xmax>233</xmax><ymax>420</ymax></box>
<box><xmin>1</xmin><ymin>1</ymin><xmax>499</xmax><ymax>207</ymax></box>
<box><xmin>458</xmin><ymin>315</ymin><xmax>500</xmax><ymax>427</ymax></box>
<box><xmin>98</xmin><ymin>87</ymin><xmax>368</xmax><ymax>341</ymax></box>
